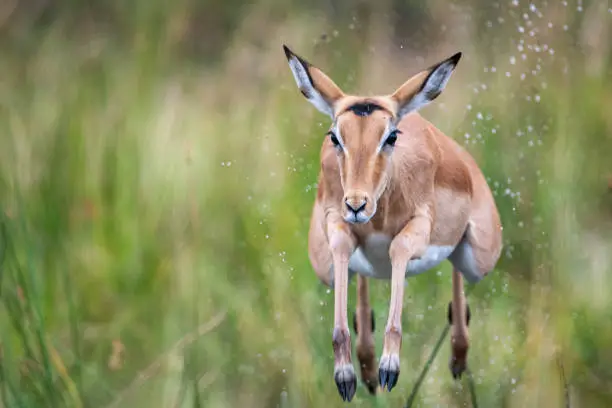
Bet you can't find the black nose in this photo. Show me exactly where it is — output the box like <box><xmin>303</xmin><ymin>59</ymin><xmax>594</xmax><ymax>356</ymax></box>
<box><xmin>345</xmin><ymin>199</ymin><xmax>366</xmax><ymax>214</ymax></box>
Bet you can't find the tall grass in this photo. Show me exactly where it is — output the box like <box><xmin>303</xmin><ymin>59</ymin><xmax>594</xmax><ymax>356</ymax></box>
<box><xmin>0</xmin><ymin>0</ymin><xmax>611</xmax><ymax>407</ymax></box>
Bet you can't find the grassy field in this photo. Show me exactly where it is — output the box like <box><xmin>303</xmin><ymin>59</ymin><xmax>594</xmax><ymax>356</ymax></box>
<box><xmin>0</xmin><ymin>1</ymin><xmax>611</xmax><ymax>407</ymax></box>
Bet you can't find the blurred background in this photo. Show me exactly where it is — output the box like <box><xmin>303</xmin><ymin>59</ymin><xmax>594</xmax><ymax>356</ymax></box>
<box><xmin>0</xmin><ymin>0</ymin><xmax>611</xmax><ymax>407</ymax></box>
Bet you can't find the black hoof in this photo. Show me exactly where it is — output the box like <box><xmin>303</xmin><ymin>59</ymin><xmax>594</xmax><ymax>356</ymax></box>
<box><xmin>449</xmin><ymin>357</ymin><xmax>466</xmax><ymax>379</ymax></box>
<box><xmin>447</xmin><ymin>301</ymin><xmax>471</xmax><ymax>326</ymax></box>
<box><xmin>353</xmin><ymin>309</ymin><xmax>375</xmax><ymax>335</ymax></box>
<box><xmin>364</xmin><ymin>380</ymin><xmax>377</xmax><ymax>395</ymax></box>
<box><xmin>334</xmin><ymin>364</ymin><xmax>357</xmax><ymax>402</ymax></box>
<box><xmin>378</xmin><ymin>354</ymin><xmax>400</xmax><ymax>392</ymax></box>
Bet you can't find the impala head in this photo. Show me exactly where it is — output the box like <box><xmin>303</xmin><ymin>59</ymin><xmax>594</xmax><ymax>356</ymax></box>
<box><xmin>283</xmin><ymin>45</ymin><xmax>461</xmax><ymax>224</ymax></box>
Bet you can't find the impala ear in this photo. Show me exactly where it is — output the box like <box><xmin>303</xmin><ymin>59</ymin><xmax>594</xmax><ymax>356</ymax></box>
<box><xmin>283</xmin><ymin>44</ymin><xmax>345</xmax><ymax>118</ymax></box>
<box><xmin>391</xmin><ymin>52</ymin><xmax>462</xmax><ymax>119</ymax></box>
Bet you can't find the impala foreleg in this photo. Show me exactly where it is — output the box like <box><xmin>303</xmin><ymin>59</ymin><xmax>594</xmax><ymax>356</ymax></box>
<box><xmin>328</xmin><ymin>222</ymin><xmax>357</xmax><ymax>402</ymax></box>
<box><xmin>379</xmin><ymin>208</ymin><xmax>432</xmax><ymax>392</ymax></box>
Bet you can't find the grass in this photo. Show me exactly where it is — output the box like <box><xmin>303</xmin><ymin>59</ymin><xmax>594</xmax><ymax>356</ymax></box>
<box><xmin>0</xmin><ymin>0</ymin><xmax>611</xmax><ymax>407</ymax></box>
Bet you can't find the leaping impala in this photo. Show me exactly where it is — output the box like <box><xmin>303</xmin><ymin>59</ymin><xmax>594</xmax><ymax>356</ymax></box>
<box><xmin>282</xmin><ymin>44</ymin><xmax>502</xmax><ymax>401</ymax></box>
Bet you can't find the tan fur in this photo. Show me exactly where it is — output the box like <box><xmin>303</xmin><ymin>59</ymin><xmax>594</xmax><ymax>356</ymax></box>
<box><xmin>307</xmin><ymin>65</ymin><xmax>345</xmax><ymax>102</ymax></box>
<box><xmin>284</xmin><ymin>45</ymin><xmax>502</xmax><ymax>399</ymax></box>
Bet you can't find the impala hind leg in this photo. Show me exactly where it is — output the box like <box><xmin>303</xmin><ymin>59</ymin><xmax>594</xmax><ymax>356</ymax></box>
<box><xmin>448</xmin><ymin>267</ymin><xmax>471</xmax><ymax>378</ymax></box>
<box><xmin>447</xmin><ymin>213</ymin><xmax>502</xmax><ymax>378</ymax></box>
<box><xmin>353</xmin><ymin>275</ymin><xmax>378</xmax><ymax>394</ymax></box>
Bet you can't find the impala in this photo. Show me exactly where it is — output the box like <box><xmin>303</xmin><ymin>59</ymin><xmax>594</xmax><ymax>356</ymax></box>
<box><xmin>282</xmin><ymin>44</ymin><xmax>502</xmax><ymax>401</ymax></box>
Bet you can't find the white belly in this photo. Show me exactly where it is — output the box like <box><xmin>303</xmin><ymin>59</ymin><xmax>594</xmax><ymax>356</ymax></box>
<box><xmin>348</xmin><ymin>233</ymin><xmax>455</xmax><ymax>280</ymax></box>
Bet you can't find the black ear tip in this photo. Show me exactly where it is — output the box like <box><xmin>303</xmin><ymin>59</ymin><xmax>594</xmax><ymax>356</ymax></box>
<box><xmin>282</xmin><ymin>44</ymin><xmax>294</xmax><ymax>60</ymax></box>
<box><xmin>450</xmin><ymin>52</ymin><xmax>462</xmax><ymax>64</ymax></box>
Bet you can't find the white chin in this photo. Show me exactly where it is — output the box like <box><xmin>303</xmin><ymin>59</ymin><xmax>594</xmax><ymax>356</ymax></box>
<box><xmin>344</xmin><ymin>213</ymin><xmax>371</xmax><ymax>224</ymax></box>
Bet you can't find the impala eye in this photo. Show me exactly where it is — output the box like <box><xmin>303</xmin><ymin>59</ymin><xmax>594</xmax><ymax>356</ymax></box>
<box><xmin>385</xmin><ymin>130</ymin><xmax>400</xmax><ymax>147</ymax></box>
<box><xmin>329</xmin><ymin>132</ymin><xmax>340</xmax><ymax>147</ymax></box>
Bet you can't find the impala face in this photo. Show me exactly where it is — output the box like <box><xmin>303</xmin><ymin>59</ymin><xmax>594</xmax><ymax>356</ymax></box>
<box><xmin>329</xmin><ymin>104</ymin><xmax>398</xmax><ymax>224</ymax></box>
<box><xmin>283</xmin><ymin>45</ymin><xmax>461</xmax><ymax>225</ymax></box>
